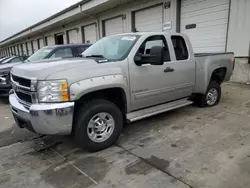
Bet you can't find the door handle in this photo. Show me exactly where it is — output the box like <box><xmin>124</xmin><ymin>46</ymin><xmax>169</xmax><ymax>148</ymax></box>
<box><xmin>164</xmin><ymin>67</ymin><xmax>174</xmax><ymax>73</ymax></box>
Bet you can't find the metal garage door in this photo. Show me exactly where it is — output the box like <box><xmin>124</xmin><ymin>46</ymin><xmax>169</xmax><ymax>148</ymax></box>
<box><xmin>181</xmin><ymin>0</ymin><xmax>230</xmax><ymax>53</ymax></box>
<box><xmin>67</xmin><ymin>29</ymin><xmax>80</xmax><ymax>44</ymax></box>
<box><xmin>104</xmin><ymin>16</ymin><xmax>124</xmax><ymax>36</ymax></box>
<box><xmin>32</xmin><ymin>40</ymin><xmax>38</xmax><ymax>53</ymax></box>
<box><xmin>15</xmin><ymin>46</ymin><xmax>18</xmax><ymax>55</ymax></box>
<box><xmin>38</xmin><ymin>38</ymin><xmax>44</xmax><ymax>49</ymax></box>
<box><xmin>22</xmin><ymin>43</ymin><xmax>27</xmax><ymax>56</ymax></box>
<box><xmin>27</xmin><ymin>42</ymin><xmax>32</xmax><ymax>55</ymax></box>
<box><xmin>45</xmin><ymin>36</ymin><xmax>54</xmax><ymax>46</ymax></box>
<box><xmin>134</xmin><ymin>5</ymin><xmax>163</xmax><ymax>32</ymax></box>
<box><xmin>82</xmin><ymin>24</ymin><xmax>97</xmax><ymax>43</ymax></box>
<box><xmin>18</xmin><ymin>44</ymin><xmax>22</xmax><ymax>55</ymax></box>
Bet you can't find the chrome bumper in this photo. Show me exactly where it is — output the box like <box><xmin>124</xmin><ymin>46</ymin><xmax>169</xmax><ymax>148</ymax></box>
<box><xmin>9</xmin><ymin>94</ymin><xmax>74</xmax><ymax>135</ymax></box>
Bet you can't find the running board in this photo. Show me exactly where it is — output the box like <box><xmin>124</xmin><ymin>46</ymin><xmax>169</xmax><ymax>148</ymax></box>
<box><xmin>126</xmin><ymin>98</ymin><xmax>193</xmax><ymax>122</ymax></box>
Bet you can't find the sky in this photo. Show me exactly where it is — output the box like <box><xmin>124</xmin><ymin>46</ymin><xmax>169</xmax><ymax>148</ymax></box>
<box><xmin>0</xmin><ymin>0</ymin><xmax>81</xmax><ymax>41</ymax></box>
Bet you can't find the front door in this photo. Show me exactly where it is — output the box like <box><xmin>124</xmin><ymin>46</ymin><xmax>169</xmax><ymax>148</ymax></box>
<box><xmin>129</xmin><ymin>35</ymin><xmax>177</xmax><ymax>110</ymax></box>
<box><xmin>129</xmin><ymin>34</ymin><xmax>195</xmax><ymax>111</ymax></box>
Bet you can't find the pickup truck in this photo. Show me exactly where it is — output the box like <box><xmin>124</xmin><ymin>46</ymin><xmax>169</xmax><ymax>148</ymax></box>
<box><xmin>9</xmin><ymin>32</ymin><xmax>234</xmax><ymax>151</ymax></box>
<box><xmin>0</xmin><ymin>56</ymin><xmax>27</xmax><ymax>96</ymax></box>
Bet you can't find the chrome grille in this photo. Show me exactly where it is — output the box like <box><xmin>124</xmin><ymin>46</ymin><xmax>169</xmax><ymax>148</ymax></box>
<box><xmin>11</xmin><ymin>74</ymin><xmax>37</xmax><ymax>108</ymax></box>
<box><xmin>11</xmin><ymin>74</ymin><xmax>31</xmax><ymax>91</ymax></box>
<box><xmin>15</xmin><ymin>91</ymin><xmax>32</xmax><ymax>104</ymax></box>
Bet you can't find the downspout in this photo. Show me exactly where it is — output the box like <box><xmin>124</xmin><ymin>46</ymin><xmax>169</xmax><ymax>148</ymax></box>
<box><xmin>247</xmin><ymin>42</ymin><xmax>250</xmax><ymax>84</ymax></box>
<box><xmin>78</xmin><ymin>4</ymin><xmax>100</xmax><ymax>39</ymax></box>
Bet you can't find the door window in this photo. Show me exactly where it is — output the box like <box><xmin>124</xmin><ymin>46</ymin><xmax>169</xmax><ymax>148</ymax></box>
<box><xmin>171</xmin><ymin>36</ymin><xmax>189</xmax><ymax>60</ymax></box>
<box><xmin>50</xmin><ymin>48</ymin><xmax>73</xmax><ymax>58</ymax></box>
<box><xmin>136</xmin><ymin>35</ymin><xmax>171</xmax><ymax>63</ymax></box>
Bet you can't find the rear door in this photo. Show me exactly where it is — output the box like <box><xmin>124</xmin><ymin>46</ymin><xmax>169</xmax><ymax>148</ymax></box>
<box><xmin>167</xmin><ymin>35</ymin><xmax>195</xmax><ymax>99</ymax></box>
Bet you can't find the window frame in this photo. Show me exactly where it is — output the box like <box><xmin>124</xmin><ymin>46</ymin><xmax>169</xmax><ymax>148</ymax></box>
<box><xmin>171</xmin><ymin>35</ymin><xmax>189</xmax><ymax>61</ymax></box>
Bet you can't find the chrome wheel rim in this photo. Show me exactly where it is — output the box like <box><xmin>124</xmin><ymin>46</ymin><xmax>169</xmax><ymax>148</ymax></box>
<box><xmin>206</xmin><ymin>88</ymin><xmax>218</xmax><ymax>106</ymax></box>
<box><xmin>87</xmin><ymin>112</ymin><xmax>115</xmax><ymax>143</ymax></box>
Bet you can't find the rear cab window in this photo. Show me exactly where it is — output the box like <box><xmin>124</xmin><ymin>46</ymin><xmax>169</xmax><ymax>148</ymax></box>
<box><xmin>171</xmin><ymin>36</ymin><xmax>189</xmax><ymax>60</ymax></box>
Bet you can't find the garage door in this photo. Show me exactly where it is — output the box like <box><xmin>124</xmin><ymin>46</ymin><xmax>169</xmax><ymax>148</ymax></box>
<box><xmin>22</xmin><ymin>43</ymin><xmax>27</xmax><ymax>56</ymax></box>
<box><xmin>45</xmin><ymin>36</ymin><xmax>54</xmax><ymax>46</ymax></box>
<box><xmin>104</xmin><ymin>16</ymin><xmax>124</xmax><ymax>36</ymax></box>
<box><xmin>32</xmin><ymin>40</ymin><xmax>39</xmax><ymax>53</ymax></box>
<box><xmin>14</xmin><ymin>45</ymin><xmax>17</xmax><ymax>55</ymax></box>
<box><xmin>67</xmin><ymin>29</ymin><xmax>80</xmax><ymax>44</ymax></box>
<box><xmin>27</xmin><ymin>42</ymin><xmax>32</xmax><ymax>55</ymax></box>
<box><xmin>38</xmin><ymin>38</ymin><xmax>44</xmax><ymax>49</ymax></box>
<box><xmin>134</xmin><ymin>5</ymin><xmax>163</xmax><ymax>32</ymax></box>
<box><xmin>14</xmin><ymin>46</ymin><xmax>18</xmax><ymax>55</ymax></box>
<box><xmin>180</xmin><ymin>0</ymin><xmax>230</xmax><ymax>53</ymax></box>
<box><xmin>18</xmin><ymin>44</ymin><xmax>22</xmax><ymax>55</ymax></box>
<box><xmin>82</xmin><ymin>24</ymin><xmax>97</xmax><ymax>43</ymax></box>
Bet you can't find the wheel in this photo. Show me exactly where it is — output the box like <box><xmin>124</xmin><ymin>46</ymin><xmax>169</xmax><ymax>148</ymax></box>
<box><xmin>74</xmin><ymin>99</ymin><xmax>123</xmax><ymax>152</ymax></box>
<box><xmin>195</xmin><ymin>81</ymin><xmax>221</xmax><ymax>107</ymax></box>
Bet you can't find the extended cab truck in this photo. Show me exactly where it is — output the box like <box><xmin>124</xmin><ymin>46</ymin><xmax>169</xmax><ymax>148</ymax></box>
<box><xmin>9</xmin><ymin>32</ymin><xmax>234</xmax><ymax>151</ymax></box>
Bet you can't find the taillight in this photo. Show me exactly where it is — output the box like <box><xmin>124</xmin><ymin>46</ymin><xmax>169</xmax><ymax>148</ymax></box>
<box><xmin>228</xmin><ymin>57</ymin><xmax>234</xmax><ymax>63</ymax></box>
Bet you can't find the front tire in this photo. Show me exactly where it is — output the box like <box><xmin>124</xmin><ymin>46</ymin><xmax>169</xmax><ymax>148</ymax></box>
<box><xmin>195</xmin><ymin>81</ymin><xmax>221</xmax><ymax>107</ymax></box>
<box><xmin>74</xmin><ymin>99</ymin><xmax>123</xmax><ymax>152</ymax></box>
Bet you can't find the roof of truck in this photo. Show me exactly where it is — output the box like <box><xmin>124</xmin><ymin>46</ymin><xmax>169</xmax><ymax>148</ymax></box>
<box><xmin>114</xmin><ymin>31</ymin><xmax>177</xmax><ymax>36</ymax></box>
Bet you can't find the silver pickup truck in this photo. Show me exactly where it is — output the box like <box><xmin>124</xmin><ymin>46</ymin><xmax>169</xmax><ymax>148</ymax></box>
<box><xmin>9</xmin><ymin>32</ymin><xmax>234</xmax><ymax>151</ymax></box>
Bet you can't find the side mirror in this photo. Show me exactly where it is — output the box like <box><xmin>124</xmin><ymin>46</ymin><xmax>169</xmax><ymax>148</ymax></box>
<box><xmin>134</xmin><ymin>46</ymin><xmax>164</xmax><ymax>66</ymax></box>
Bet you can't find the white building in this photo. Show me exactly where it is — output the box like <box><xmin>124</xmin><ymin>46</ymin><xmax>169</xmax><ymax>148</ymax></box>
<box><xmin>0</xmin><ymin>0</ymin><xmax>249</xmax><ymax>83</ymax></box>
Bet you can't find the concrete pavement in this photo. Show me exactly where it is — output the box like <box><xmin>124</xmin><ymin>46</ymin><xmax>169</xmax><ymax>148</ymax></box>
<box><xmin>0</xmin><ymin>83</ymin><xmax>250</xmax><ymax>188</ymax></box>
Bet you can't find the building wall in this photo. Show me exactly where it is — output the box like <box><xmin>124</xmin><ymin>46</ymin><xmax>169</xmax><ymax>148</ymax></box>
<box><xmin>0</xmin><ymin>0</ymin><xmax>177</xmax><ymax>56</ymax></box>
<box><xmin>0</xmin><ymin>0</ymin><xmax>250</xmax><ymax>83</ymax></box>
<box><xmin>226</xmin><ymin>0</ymin><xmax>250</xmax><ymax>83</ymax></box>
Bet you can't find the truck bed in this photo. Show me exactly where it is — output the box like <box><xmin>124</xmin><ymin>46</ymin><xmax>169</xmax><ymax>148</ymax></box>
<box><xmin>194</xmin><ymin>52</ymin><xmax>234</xmax><ymax>94</ymax></box>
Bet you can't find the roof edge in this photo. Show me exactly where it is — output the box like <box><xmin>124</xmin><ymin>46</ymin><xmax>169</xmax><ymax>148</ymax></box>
<box><xmin>0</xmin><ymin>0</ymin><xmax>90</xmax><ymax>44</ymax></box>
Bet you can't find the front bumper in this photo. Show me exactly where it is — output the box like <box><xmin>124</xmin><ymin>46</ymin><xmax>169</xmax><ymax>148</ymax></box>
<box><xmin>9</xmin><ymin>94</ymin><xmax>74</xmax><ymax>135</ymax></box>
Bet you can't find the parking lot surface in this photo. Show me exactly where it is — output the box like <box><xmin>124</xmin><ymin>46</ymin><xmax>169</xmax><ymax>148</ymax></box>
<box><xmin>0</xmin><ymin>83</ymin><xmax>250</xmax><ymax>188</ymax></box>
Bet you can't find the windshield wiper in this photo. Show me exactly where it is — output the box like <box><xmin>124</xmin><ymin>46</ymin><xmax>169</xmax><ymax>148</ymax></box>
<box><xmin>85</xmin><ymin>55</ymin><xmax>104</xmax><ymax>58</ymax></box>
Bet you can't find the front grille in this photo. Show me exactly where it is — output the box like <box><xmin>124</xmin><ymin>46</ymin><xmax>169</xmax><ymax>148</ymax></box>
<box><xmin>12</xmin><ymin>75</ymin><xmax>31</xmax><ymax>88</ymax></box>
<box><xmin>16</xmin><ymin>91</ymin><xmax>32</xmax><ymax>104</ymax></box>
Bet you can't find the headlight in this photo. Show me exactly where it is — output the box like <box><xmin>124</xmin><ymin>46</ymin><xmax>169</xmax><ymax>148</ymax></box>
<box><xmin>37</xmin><ymin>80</ymin><xmax>69</xmax><ymax>102</ymax></box>
<box><xmin>0</xmin><ymin>76</ymin><xmax>7</xmax><ymax>84</ymax></box>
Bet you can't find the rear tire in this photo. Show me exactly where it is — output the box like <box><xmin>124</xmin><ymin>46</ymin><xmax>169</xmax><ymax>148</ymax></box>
<box><xmin>74</xmin><ymin>99</ymin><xmax>123</xmax><ymax>152</ymax></box>
<box><xmin>195</xmin><ymin>81</ymin><xmax>221</xmax><ymax>107</ymax></box>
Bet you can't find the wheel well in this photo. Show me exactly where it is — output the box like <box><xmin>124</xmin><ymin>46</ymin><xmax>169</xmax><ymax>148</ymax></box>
<box><xmin>210</xmin><ymin>67</ymin><xmax>227</xmax><ymax>84</ymax></box>
<box><xmin>75</xmin><ymin>88</ymin><xmax>127</xmax><ymax>114</ymax></box>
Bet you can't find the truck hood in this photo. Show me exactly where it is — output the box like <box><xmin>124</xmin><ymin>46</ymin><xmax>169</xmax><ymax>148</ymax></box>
<box><xmin>11</xmin><ymin>58</ymin><xmax>97</xmax><ymax>80</ymax></box>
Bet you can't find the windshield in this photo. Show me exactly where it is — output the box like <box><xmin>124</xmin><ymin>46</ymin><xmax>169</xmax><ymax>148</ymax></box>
<box><xmin>27</xmin><ymin>47</ymin><xmax>54</xmax><ymax>62</ymax></box>
<box><xmin>82</xmin><ymin>35</ymin><xmax>140</xmax><ymax>61</ymax></box>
